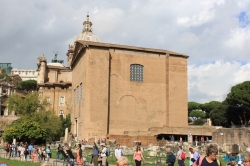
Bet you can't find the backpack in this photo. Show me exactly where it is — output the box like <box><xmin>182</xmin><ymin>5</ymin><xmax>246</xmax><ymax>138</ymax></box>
<box><xmin>169</xmin><ymin>153</ymin><xmax>176</xmax><ymax>163</ymax></box>
<box><xmin>5</xmin><ymin>145</ymin><xmax>10</xmax><ymax>152</ymax></box>
<box><xmin>193</xmin><ymin>156</ymin><xmax>220</xmax><ymax>166</ymax></box>
<box><xmin>106</xmin><ymin>147</ymin><xmax>110</xmax><ymax>156</ymax></box>
<box><xmin>181</xmin><ymin>151</ymin><xmax>186</xmax><ymax>160</ymax></box>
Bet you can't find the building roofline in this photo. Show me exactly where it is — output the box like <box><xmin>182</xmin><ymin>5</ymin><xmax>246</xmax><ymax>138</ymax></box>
<box><xmin>77</xmin><ymin>41</ymin><xmax>189</xmax><ymax>58</ymax></box>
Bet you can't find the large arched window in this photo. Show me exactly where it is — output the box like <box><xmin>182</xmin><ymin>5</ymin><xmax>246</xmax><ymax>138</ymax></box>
<box><xmin>130</xmin><ymin>64</ymin><xmax>144</xmax><ymax>82</ymax></box>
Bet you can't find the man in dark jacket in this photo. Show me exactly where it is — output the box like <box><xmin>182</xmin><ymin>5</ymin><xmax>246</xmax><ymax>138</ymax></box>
<box><xmin>166</xmin><ymin>147</ymin><xmax>175</xmax><ymax>166</ymax></box>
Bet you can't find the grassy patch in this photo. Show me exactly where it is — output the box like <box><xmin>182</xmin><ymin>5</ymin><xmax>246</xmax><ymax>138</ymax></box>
<box><xmin>0</xmin><ymin>157</ymin><xmax>41</xmax><ymax>166</ymax></box>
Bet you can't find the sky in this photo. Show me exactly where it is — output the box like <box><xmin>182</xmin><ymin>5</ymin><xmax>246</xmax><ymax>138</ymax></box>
<box><xmin>0</xmin><ymin>0</ymin><xmax>250</xmax><ymax>103</ymax></box>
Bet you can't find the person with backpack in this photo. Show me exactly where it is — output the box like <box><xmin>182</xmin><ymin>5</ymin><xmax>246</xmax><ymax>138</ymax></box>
<box><xmin>166</xmin><ymin>147</ymin><xmax>176</xmax><ymax>166</ymax></box>
<box><xmin>193</xmin><ymin>144</ymin><xmax>221</xmax><ymax>166</ymax></box>
<box><xmin>177</xmin><ymin>146</ymin><xmax>185</xmax><ymax>166</ymax></box>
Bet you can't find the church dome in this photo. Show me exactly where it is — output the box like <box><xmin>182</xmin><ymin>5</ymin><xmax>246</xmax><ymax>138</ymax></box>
<box><xmin>72</xmin><ymin>15</ymin><xmax>100</xmax><ymax>44</ymax></box>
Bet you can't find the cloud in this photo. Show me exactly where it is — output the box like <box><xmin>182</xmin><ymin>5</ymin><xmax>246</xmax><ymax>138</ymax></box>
<box><xmin>177</xmin><ymin>8</ymin><xmax>215</xmax><ymax>28</ymax></box>
<box><xmin>0</xmin><ymin>0</ymin><xmax>249</xmax><ymax>103</ymax></box>
<box><xmin>188</xmin><ymin>61</ymin><xmax>250</xmax><ymax>103</ymax></box>
<box><xmin>225</xmin><ymin>27</ymin><xmax>250</xmax><ymax>49</ymax></box>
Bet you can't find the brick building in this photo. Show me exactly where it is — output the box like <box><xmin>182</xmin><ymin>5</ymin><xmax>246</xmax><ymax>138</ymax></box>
<box><xmin>38</xmin><ymin>15</ymin><xmax>189</xmax><ymax>142</ymax></box>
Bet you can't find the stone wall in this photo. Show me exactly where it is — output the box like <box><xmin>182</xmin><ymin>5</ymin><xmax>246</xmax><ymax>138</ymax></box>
<box><xmin>109</xmin><ymin>134</ymin><xmax>159</xmax><ymax>147</ymax></box>
<box><xmin>212</xmin><ymin>128</ymin><xmax>250</xmax><ymax>150</ymax></box>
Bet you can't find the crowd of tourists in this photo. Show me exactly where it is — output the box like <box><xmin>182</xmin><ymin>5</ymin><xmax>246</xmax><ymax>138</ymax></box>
<box><xmin>165</xmin><ymin>144</ymin><xmax>250</xmax><ymax>166</ymax></box>
<box><xmin>91</xmin><ymin>142</ymin><xmax>143</xmax><ymax>166</ymax></box>
<box><xmin>4</xmin><ymin>142</ymin><xmax>51</xmax><ymax>162</ymax></box>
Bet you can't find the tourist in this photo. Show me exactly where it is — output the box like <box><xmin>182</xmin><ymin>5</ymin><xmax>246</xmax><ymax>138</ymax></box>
<box><xmin>133</xmin><ymin>146</ymin><xmax>144</xmax><ymax>166</ymax></box>
<box><xmin>171</xmin><ymin>135</ymin><xmax>175</xmax><ymax>142</ymax></box>
<box><xmin>115</xmin><ymin>144</ymin><xmax>123</xmax><ymax>160</ymax></box>
<box><xmin>92</xmin><ymin>142</ymin><xmax>99</xmax><ymax>166</ymax></box>
<box><xmin>189</xmin><ymin>151</ymin><xmax>194</xmax><ymax>166</ymax></box>
<box><xmin>20</xmin><ymin>145</ymin><xmax>25</xmax><ymax>161</ymax></box>
<box><xmin>180</xmin><ymin>137</ymin><xmax>183</xmax><ymax>144</ymax></box>
<box><xmin>17</xmin><ymin>143</ymin><xmax>21</xmax><ymax>157</ymax></box>
<box><xmin>193</xmin><ymin>144</ymin><xmax>221</xmax><ymax>166</ymax></box>
<box><xmin>206</xmin><ymin>137</ymin><xmax>209</xmax><ymax>143</ymax></box>
<box><xmin>195</xmin><ymin>136</ymin><xmax>198</xmax><ymax>146</ymax></box>
<box><xmin>243</xmin><ymin>154</ymin><xmax>250</xmax><ymax>166</ymax></box>
<box><xmin>28</xmin><ymin>143</ymin><xmax>33</xmax><ymax>159</ymax></box>
<box><xmin>100</xmin><ymin>144</ymin><xmax>107</xmax><ymax>166</ymax></box>
<box><xmin>83</xmin><ymin>138</ymin><xmax>87</xmax><ymax>144</ymax></box>
<box><xmin>10</xmin><ymin>143</ymin><xmax>15</xmax><ymax>157</ymax></box>
<box><xmin>76</xmin><ymin>143</ymin><xmax>84</xmax><ymax>165</ymax></box>
<box><xmin>5</xmin><ymin>143</ymin><xmax>10</xmax><ymax>158</ymax></box>
<box><xmin>57</xmin><ymin>144</ymin><xmax>63</xmax><ymax>159</ymax></box>
<box><xmin>189</xmin><ymin>147</ymin><xmax>200</xmax><ymax>163</ymax></box>
<box><xmin>117</xmin><ymin>156</ymin><xmax>129</xmax><ymax>166</ymax></box>
<box><xmin>98</xmin><ymin>145</ymin><xmax>103</xmax><ymax>166</ymax></box>
<box><xmin>177</xmin><ymin>146</ymin><xmax>185</xmax><ymax>166</ymax></box>
<box><xmin>201</xmin><ymin>136</ymin><xmax>204</xmax><ymax>145</ymax></box>
<box><xmin>46</xmin><ymin>146</ymin><xmax>52</xmax><ymax>159</ymax></box>
<box><xmin>166</xmin><ymin>147</ymin><xmax>175</xmax><ymax>166</ymax></box>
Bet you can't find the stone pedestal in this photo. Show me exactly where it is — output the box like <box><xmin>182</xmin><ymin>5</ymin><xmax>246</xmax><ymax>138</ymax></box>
<box><xmin>188</xmin><ymin>131</ymin><xmax>193</xmax><ymax>145</ymax></box>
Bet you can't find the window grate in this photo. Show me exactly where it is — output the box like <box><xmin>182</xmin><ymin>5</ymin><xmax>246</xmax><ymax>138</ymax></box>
<box><xmin>130</xmin><ymin>64</ymin><xmax>144</xmax><ymax>82</ymax></box>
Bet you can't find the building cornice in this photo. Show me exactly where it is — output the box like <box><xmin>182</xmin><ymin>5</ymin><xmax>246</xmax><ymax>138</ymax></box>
<box><xmin>71</xmin><ymin>41</ymin><xmax>189</xmax><ymax>67</ymax></box>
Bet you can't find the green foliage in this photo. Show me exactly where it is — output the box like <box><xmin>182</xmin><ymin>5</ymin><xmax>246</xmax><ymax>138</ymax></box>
<box><xmin>189</xmin><ymin>110</ymin><xmax>205</xmax><ymax>120</ymax></box>
<box><xmin>209</xmin><ymin>104</ymin><xmax>230</xmax><ymax>127</ymax></box>
<box><xmin>200</xmin><ymin>101</ymin><xmax>221</xmax><ymax>118</ymax></box>
<box><xmin>193</xmin><ymin>119</ymin><xmax>205</xmax><ymax>125</ymax></box>
<box><xmin>226</xmin><ymin>81</ymin><xmax>250</xmax><ymax>108</ymax></box>
<box><xmin>188</xmin><ymin>102</ymin><xmax>200</xmax><ymax>115</ymax></box>
<box><xmin>225</xmin><ymin>81</ymin><xmax>250</xmax><ymax>126</ymax></box>
<box><xmin>30</xmin><ymin>110</ymin><xmax>62</xmax><ymax>141</ymax></box>
<box><xmin>227</xmin><ymin>105</ymin><xmax>250</xmax><ymax>126</ymax></box>
<box><xmin>17</xmin><ymin>80</ymin><xmax>37</xmax><ymax>91</ymax></box>
<box><xmin>3</xmin><ymin>110</ymin><xmax>62</xmax><ymax>143</ymax></box>
<box><xmin>6</xmin><ymin>92</ymin><xmax>49</xmax><ymax>115</ymax></box>
<box><xmin>3</xmin><ymin>119</ymin><xmax>46</xmax><ymax>143</ymax></box>
<box><xmin>0</xmin><ymin>157</ymin><xmax>41</xmax><ymax>166</ymax></box>
<box><xmin>0</xmin><ymin>73</ymin><xmax>12</xmax><ymax>81</ymax></box>
<box><xmin>0</xmin><ymin>73</ymin><xmax>5</xmax><ymax>79</ymax></box>
<box><xmin>55</xmin><ymin>114</ymin><xmax>72</xmax><ymax>140</ymax></box>
<box><xmin>4</xmin><ymin>92</ymin><xmax>62</xmax><ymax>143</ymax></box>
<box><xmin>63</xmin><ymin>114</ymin><xmax>71</xmax><ymax>133</ymax></box>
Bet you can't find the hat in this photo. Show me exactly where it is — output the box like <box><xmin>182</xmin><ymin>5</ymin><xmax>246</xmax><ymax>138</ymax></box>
<box><xmin>100</xmin><ymin>143</ymin><xmax>106</xmax><ymax>146</ymax></box>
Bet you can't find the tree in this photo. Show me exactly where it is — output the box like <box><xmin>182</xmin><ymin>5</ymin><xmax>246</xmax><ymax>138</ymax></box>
<box><xmin>4</xmin><ymin>92</ymin><xmax>62</xmax><ymax>143</ymax></box>
<box><xmin>193</xmin><ymin>119</ymin><xmax>205</xmax><ymax>125</ymax></box>
<box><xmin>3</xmin><ymin>119</ymin><xmax>46</xmax><ymax>143</ymax></box>
<box><xmin>6</xmin><ymin>92</ymin><xmax>49</xmax><ymax>115</ymax></box>
<box><xmin>55</xmin><ymin>114</ymin><xmax>72</xmax><ymax>140</ymax></box>
<box><xmin>226</xmin><ymin>81</ymin><xmax>250</xmax><ymax>108</ymax></box>
<box><xmin>189</xmin><ymin>110</ymin><xmax>205</xmax><ymax>120</ymax></box>
<box><xmin>200</xmin><ymin>101</ymin><xmax>221</xmax><ymax>118</ymax></box>
<box><xmin>209</xmin><ymin>104</ymin><xmax>230</xmax><ymax>127</ymax></box>
<box><xmin>17</xmin><ymin>80</ymin><xmax>37</xmax><ymax>91</ymax></box>
<box><xmin>225</xmin><ymin>81</ymin><xmax>250</xmax><ymax>126</ymax></box>
<box><xmin>188</xmin><ymin>102</ymin><xmax>200</xmax><ymax>115</ymax></box>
